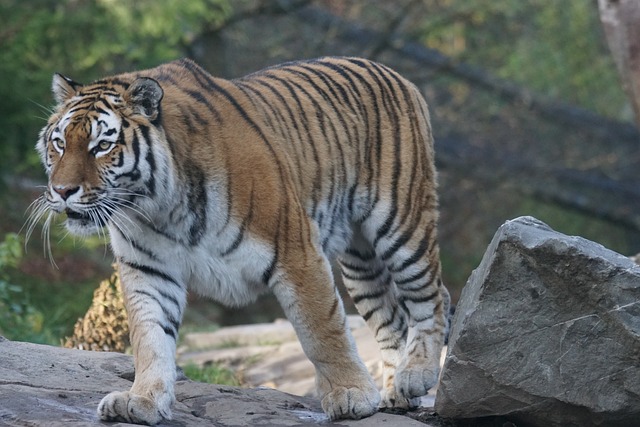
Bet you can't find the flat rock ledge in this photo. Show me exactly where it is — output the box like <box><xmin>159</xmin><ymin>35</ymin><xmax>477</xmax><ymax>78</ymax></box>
<box><xmin>0</xmin><ymin>336</ymin><xmax>429</xmax><ymax>426</ymax></box>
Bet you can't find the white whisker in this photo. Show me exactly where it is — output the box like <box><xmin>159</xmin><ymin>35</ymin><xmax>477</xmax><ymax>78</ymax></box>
<box><xmin>102</xmin><ymin>200</ymin><xmax>145</xmax><ymax>232</ymax></box>
<box><xmin>42</xmin><ymin>212</ymin><xmax>57</xmax><ymax>269</ymax></box>
<box><xmin>106</xmin><ymin>192</ymin><xmax>153</xmax><ymax>224</ymax></box>
<box><xmin>102</xmin><ymin>205</ymin><xmax>139</xmax><ymax>263</ymax></box>
<box><xmin>23</xmin><ymin>195</ymin><xmax>50</xmax><ymax>246</ymax></box>
<box><xmin>22</xmin><ymin>194</ymin><xmax>61</xmax><ymax>265</ymax></box>
<box><xmin>28</xmin><ymin>98</ymin><xmax>56</xmax><ymax>117</ymax></box>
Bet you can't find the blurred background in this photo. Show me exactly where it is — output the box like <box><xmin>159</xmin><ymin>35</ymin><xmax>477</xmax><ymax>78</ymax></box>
<box><xmin>1</xmin><ymin>0</ymin><xmax>639</xmax><ymax>346</ymax></box>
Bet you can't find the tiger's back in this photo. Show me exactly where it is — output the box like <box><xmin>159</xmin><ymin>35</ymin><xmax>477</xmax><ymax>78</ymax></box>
<box><xmin>35</xmin><ymin>57</ymin><xmax>449</xmax><ymax>424</ymax></box>
<box><xmin>236</xmin><ymin>58</ymin><xmax>438</xmax><ymax>256</ymax></box>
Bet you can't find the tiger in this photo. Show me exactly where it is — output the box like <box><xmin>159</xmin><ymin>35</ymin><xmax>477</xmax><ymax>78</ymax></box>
<box><xmin>31</xmin><ymin>56</ymin><xmax>450</xmax><ymax>424</ymax></box>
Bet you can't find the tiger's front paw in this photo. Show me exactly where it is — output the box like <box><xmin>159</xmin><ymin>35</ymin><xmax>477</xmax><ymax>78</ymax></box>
<box><xmin>97</xmin><ymin>390</ymin><xmax>171</xmax><ymax>425</ymax></box>
<box><xmin>321</xmin><ymin>383</ymin><xmax>380</xmax><ymax>420</ymax></box>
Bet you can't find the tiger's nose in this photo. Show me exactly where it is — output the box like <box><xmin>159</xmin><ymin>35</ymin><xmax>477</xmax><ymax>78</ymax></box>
<box><xmin>53</xmin><ymin>185</ymin><xmax>80</xmax><ymax>201</ymax></box>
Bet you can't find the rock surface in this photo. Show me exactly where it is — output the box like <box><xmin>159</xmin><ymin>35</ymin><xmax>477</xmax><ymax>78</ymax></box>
<box><xmin>435</xmin><ymin>216</ymin><xmax>640</xmax><ymax>427</ymax></box>
<box><xmin>0</xmin><ymin>335</ymin><xmax>430</xmax><ymax>426</ymax></box>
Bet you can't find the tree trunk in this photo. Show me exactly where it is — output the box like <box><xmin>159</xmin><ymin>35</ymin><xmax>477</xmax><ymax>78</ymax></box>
<box><xmin>598</xmin><ymin>0</ymin><xmax>640</xmax><ymax>126</ymax></box>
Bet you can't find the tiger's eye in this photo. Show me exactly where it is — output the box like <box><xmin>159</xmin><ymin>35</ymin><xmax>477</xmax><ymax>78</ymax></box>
<box><xmin>98</xmin><ymin>140</ymin><xmax>112</xmax><ymax>151</ymax></box>
<box><xmin>53</xmin><ymin>138</ymin><xmax>65</xmax><ymax>150</ymax></box>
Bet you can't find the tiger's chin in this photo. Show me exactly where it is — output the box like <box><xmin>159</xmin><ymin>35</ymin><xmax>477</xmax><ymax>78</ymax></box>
<box><xmin>64</xmin><ymin>209</ymin><xmax>107</xmax><ymax>237</ymax></box>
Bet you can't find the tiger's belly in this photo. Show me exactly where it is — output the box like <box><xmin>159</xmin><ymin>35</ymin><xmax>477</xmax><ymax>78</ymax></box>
<box><xmin>185</xmin><ymin>235</ymin><xmax>273</xmax><ymax>307</ymax></box>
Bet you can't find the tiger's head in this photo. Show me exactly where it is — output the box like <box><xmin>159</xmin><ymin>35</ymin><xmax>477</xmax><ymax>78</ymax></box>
<box><xmin>31</xmin><ymin>72</ymin><xmax>165</xmax><ymax>238</ymax></box>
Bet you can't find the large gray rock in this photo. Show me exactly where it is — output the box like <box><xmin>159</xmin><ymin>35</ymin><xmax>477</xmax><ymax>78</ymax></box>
<box><xmin>435</xmin><ymin>216</ymin><xmax>640</xmax><ymax>427</ymax></box>
<box><xmin>0</xmin><ymin>336</ymin><xmax>429</xmax><ymax>426</ymax></box>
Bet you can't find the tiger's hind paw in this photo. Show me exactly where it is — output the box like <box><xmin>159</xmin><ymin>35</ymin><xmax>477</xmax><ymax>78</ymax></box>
<box><xmin>98</xmin><ymin>390</ymin><xmax>171</xmax><ymax>425</ymax></box>
<box><xmin>379</xmin><ymin>388</ymin><xmax>420</xmax><ymax>411</ymax></box>
<box><xmin>321</xmin><ymin>385</ymin><xmax>380</xmax><ymax>420</ymax></box>
<box><xmin>395</xmin><ymin>363</ymin><xmax>438</xmax><ymax>399</ymax></box>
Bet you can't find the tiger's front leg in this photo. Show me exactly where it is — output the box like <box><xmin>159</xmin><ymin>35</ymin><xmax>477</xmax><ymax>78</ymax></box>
<box><xmin>98</xmin><ymin>261</ymin><xmax>186</xmax><ymax>425</ymax></box>
<box><xmin>271</xmin><ymin>254</ymin><xmax>381</xmax><ymax>420</ymax></box>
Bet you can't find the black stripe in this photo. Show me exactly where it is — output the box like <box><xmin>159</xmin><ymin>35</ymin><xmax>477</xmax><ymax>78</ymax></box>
<box><xmin>282</xmin><ymin>67</ymin><xmax>356</xmax><ymax>145</ymax></box>
<box><xmin>343</xmin><ymin>247</ymin><xmax>376</xmax><ymax>261</ymax></box>
<box><xmin>298</xmin><ymin>64</ymin><xmax>357</xmax><ymax>114</ymax></box>
<box><xmin>220</xmin><ymin>183</ymin><xmax>255</xmax><ymax>257</ymax></box>
<box><xmin>184</xmin><ymin>88</ymin><xmax>222</xmax><ymax>123</ymax></box>
<box><xmin>380</xmin><ymin>229</ymin><xmax>412</xmax><ymax>261</ymax></box>
<box><xmin>262</xmin><ymin>251</ymin><xmax>277</xmax><ymax>285</ymax></box>
<box><xmin>342</xmin><ymin>267</ymin><xmax>386</xmax><ymax>282</ymax></box>
<box><xmin>375</xmin><ymin>305</ymin><xmax>398</xmax><ymax>336</ymax></box>
<box><xmin>132</xmin><ymin>289</ymin><xmax>180</xmax><ymax>320</ymax></box>
<box><xmin>184</xmin><ymin>159</ymin><xmax>208</xmax><ymax>246</ymax></box>
<box><xmin>403</xmin><ymin>289</ymin><xmax>439</xmax><ymax>304</ymax></box>
<box><xmin>411</xmin><ymin>313</ymin><xmax>435</xmax><ymax>323</ymax></box>
<box><xmin>112</xmin><ymin>229</ymin><xmax>160</xmax><ymax>262</ymax></box>
<box><xmin>362</xmin><ymin>304</ymin><xmax>383</xmax><ymax>321</ymax></box>
<box><xmin>122</xmin><ymin>260</ymin><xmax>181</xmax><ymax>288</ymax></box>
<box><xmin>397</xmin><ymin>311</ymin><xmax>406</xmax><ymax>337</ymax></box>
<box><xmin>161</xmin><ymin>323</ymin><xmax>177</xmax><ymax>339</ymax></box>
<box><xmin>92</xmin><ymin>104</ymin><xmax>110</xmax><ymax>115</ymax></box>
<box><xmin>339</xmin><ymin>259</ymin><xmax>370</xmax><ymax>273</ymax></box>
<box><xmin>180</xmin><ymin>60</ymin><xmax>273</xmax><ymax>148</ymax></box>
<box><xmin>359</xmin><ymin>60</ymin><xmax>403</xmax><ymax>111</ymax></box>
<box><xmin>92</xmin><ymin>78</ymin><xmax>130</xmax><ymax>88</ymax></box>
<box><xmin>131</xmin><ymin>290</ymin><xmax>180</xmax><ymax>338</ymax></box>
<box><xmin>262</xmin><ymin>214</ymin><xmax>281</xmax><ymax>286</ymax></box>
<box><xmin>187</xmin><ymin>104</ymin><xmax>209</xmax><ymax>128</ymax></box>
<box><xmin>395</xmin><ymin>265</ymin><xmax>430</xmax><ymax>286</ymax></box>
<box><xmin>139</xmin><ymin>216</ymin><xmax>179</xmax><ymax>243</ymax></box>
<box><xmin>388</xmin><ymin>228</ymin><xmax>431</xmax><ymax>274</ymax></box>
<box><xmin>113</xmin><ymin>128</ymin><xmax>141</xmax><ymax>181</ymax></box>
<box><xmin>139</xmin><ymin>125</ymin><xmax>156</xmax><ymax>196</ymax></box>
<box><xmin>177</xmin><ymin>104</ymin><xmax>198</xmax><ymax>134</ymax></box>
<box><xmin>351</xmin><ymin>288</ymin><xmax>387</xmax><ymax>305</ymax></box>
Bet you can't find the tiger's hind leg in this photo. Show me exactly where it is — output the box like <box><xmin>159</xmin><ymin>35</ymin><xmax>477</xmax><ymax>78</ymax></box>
<box><xmin>337</xmin><ymin>226</ymin><xmax>418</xmax><ymax>410</ymax></box>
<box><xmin>375</xmin><ymin>212</ymin><xmax>450</xmax><ymax>406</ymax></box>
<box><xmin>270</xmin><ymin>234</ymin><xmax>380</xmax><ymax>420</ymax></box>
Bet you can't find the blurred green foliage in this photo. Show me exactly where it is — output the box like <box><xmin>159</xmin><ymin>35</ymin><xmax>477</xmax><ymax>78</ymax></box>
<box><xmin>0</xmin><ymin>233</ymin><xmax>48</xmax><ymax>342</ymax></box>
<box><xmin>0</xmin><ymin>0</ymin><xmax>232</xmax><ymax>176</ymax></box>
<box><xmin>180</xmin><ymin>362</ymin><xmax>240</xmax><ymax>386</ymax></box>
<box><xmin>418</xmin><ymin>0</ymin><xmax>627</xmax><ymax>120</ymax></box>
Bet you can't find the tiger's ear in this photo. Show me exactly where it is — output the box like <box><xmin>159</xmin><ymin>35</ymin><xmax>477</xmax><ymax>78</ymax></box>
<box><xmin>125</xmin><ymin>78</ymin><xmax>163</xmax><ymax>120</ymax></box>
<box><xmin>52</xmin><ymin>73</ymin><xmax>82</xmax><ymax>105</ymax></box>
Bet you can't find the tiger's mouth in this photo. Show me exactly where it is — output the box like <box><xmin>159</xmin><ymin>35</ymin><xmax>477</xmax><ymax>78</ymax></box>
<box><xmin>65</xmin><ymin>208</ymin><xmax>91</xmax><ymax>221</ymax></box>
<box><xmin>65</xmin><ymin>208</ymin><xmax>107</xmax><ymax>227</ymax></box>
